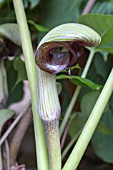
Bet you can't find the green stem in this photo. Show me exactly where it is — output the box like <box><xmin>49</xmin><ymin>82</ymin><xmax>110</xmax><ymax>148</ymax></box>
<box><xmin>60</xmin><ymin>49</ymin><xmax>95</xmax><ymax>137</ymax></box>
<box><xmin>12</xmin><ymin>1</ymin><xmax>49</xmax><ymax>170</ymax></box>
<box><xmin>44</xmin><ymin>120</ymin><xmax>61</xmax><ymax>170</ymax></box>
<box><xmin>62</xmin><ymin>68</ymin><xmax>113</xmax><ymax>170</ymax></box>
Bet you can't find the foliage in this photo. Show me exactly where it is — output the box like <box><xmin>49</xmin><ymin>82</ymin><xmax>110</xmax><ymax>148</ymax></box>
<box><xmin>81</xmin><ymin>91</ymin><xmax>113</xmax><ymax>163</ymax></box>
<box><xmin>57</xmin><ymin>75</ymin><xmax>102</xmax><ymax>90</ymax></box>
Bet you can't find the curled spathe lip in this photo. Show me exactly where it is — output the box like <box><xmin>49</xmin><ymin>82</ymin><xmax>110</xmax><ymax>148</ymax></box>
<box><xmin>38</xmin><ymin>23</ymin><xmax>101</xmax><ymax>48</ymax></box>
<box><xmin>35</xmin><ymin>23</ymin><xmax>101</xmax><ymax>74</ymax></box>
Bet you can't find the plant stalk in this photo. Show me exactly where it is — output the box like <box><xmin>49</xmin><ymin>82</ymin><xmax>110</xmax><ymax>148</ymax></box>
<box><xmin>12</xmin><ymin>1</ymin><xmax>49</xmax><ymax>170</ymax></box>
<box><xmin>62</xmin><ymin>68</ymin><xmax>113</xmax><ymax>170</ymax></box>
<box><xmin>37</xmin><ymin>68</ymin><xmax>61</xmax><ymax>170</ymax></box>
<box><xmin>44</xmin><ymin>120</ymin><xmax>61</xmax><ymax>170</ymax></box>
<box><xmin>60</xmin><ymin>49</ymin><xmax>95</xmax><ymax>137</ymax></box>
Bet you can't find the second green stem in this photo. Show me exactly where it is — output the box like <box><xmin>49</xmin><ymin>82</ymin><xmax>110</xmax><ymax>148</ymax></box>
<box><xmin>62</xmin><ymin>68</ymin><xmax>113</xmax><ymax>170</ymax></box>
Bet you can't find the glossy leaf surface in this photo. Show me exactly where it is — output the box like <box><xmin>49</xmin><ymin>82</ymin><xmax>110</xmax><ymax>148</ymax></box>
<box><xmin>57</xmin><ymin>75</ymin><xmax>102</xmax><ymax>90</ymax></box>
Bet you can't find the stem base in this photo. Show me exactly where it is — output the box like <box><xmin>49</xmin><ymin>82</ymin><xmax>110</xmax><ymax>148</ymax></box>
<box><xmin>44</xmin><ymin>120</ymin><xmax>61</xmax><ymax>170</ymax></box>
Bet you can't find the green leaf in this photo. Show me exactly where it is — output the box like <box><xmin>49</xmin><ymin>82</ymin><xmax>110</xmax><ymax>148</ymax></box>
<box><xmin>81</xmin><ymin>90</ymin><xmax>113</xmax><ymax>163</ymax></box>
<box><xmin>78</xmin><ymin>14</ymin><xmax>113</xmax><ymax>36</ymax></box>
<box><xmin>71</xmin><ymin>64</ymin><xmax>81</xmax><ymax>70</ymax></box>
<box><xmin>24</xmin><ymin>0</ymin><xmax>40</xmax><ymax>9</ymax></box>
<box><xmin>97</xmin><ymin>47</ymin><xmax>113</xmax><ymax>53</ymax></box>
<box><xmin>91</xmin><ymin>1</ymin><xmax>113</xmax><ymax>15</ymax></box>
<box><xmin>6</xmin><ymin>83</ymin><xmax>24</xmax><ymax>107</ymax></box>
<box><xmin>61</xmin><ymin>64</ymin><xmax>81</xmax><ymax>73</ymax></box>
<box><xmin>71</xmin><ymin>77</ymin><xmax>102</xmax><ymax>90</ymax></box>
<box><xmin>38</xmin><ymin>0</ymin><xmax>83</xmax><ymax>29</ymax></box>
<box><xmin>0</xmin><ymin>0</ymin><xmax>4</xmax><ymax>4</ymax></box>
<box><xmin>92</xmin><ymin>109</ymin><xmax>113</xmax><ymax>163</ymax></box>
<box><xmin>29</xmin><ymin>0</ymin><xmax>40</xmax><ymax>9</ymax></box>
<box><xmin>97</xmin><ymin>25</ymin><xmax>113</xmax><ymax>53</ymax></box>
<box><xmin>0</xmin><ymin>109</ymin><xmax>15</xmax><ymax>132</ymax></box>
<box><xmin>56</xmin><ymin>82</ymin><xmax>62</xmax><ymax>95</ymax></box>
<box><xmin>106</xmin><ymin>54</ymin><xmax>113</xmax><ymax>74</ymax></box>
<box><xmin>28</xmin><ymin>20</ymin><xmax>49</xmax><ymax>32</ymax></box>
<box><xmin>100</xmin><ymin>26</ymin><xmax>113</xmax><ymax>45</ymax></box>
<box><xmin>0</xmin><ymin>0</ymin><xmax>4</xmax><ymax>3</ymax></box>
<box><xmin>0</xmin><ymin>23</ymin><xmax>21</xmax><ymax>46</ymax></box>
<box><xmin>5</xmin><ymin>59</ymin><xmax>24</xmax><ymax>106</ymax></box>
<box><xmin>94</xmin><ymin>53</ymin><xmax>108</xmax><ymax>79</ymax></box>
<box><xmin>78</xmin><ymin>14</ymin><xmax>113</xmax><ymax>53</ymax></box>
<box><xmin>97</xmin><ymin>122</ymin><xmax>113</xmax><ymax>136</ymax></box>
<box><xmin>68</xmin><ymin>112</ymin><xmax>85</xmax><ymax>138</ymax></box>
<box><xmin>81</xmin><ymin>90</ymin><xmax>100</xmax><ymax>119</ymax></box>
<box><xmin>0</xmin><ymin>0</ymin><xmax>7</xmax><ymax>9</ymax></box>
<box><xmin>13</xmin><ymin>57</ymin><xmax>27</xmax><ymax>87</ymax></box>
<box><xmin>109</xmin><ymin>93</ymin><xmax>113</xmax><ymax>112</ymax></box>
<box><xmin>56</xmin><ymin>75</ymin><xmax>102</xmax><ymax>90</ymax></box>
<box><xmin>23</xmin><ymin>0</ymin><xmax>28</xmax><ymax>8</ymax></box>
